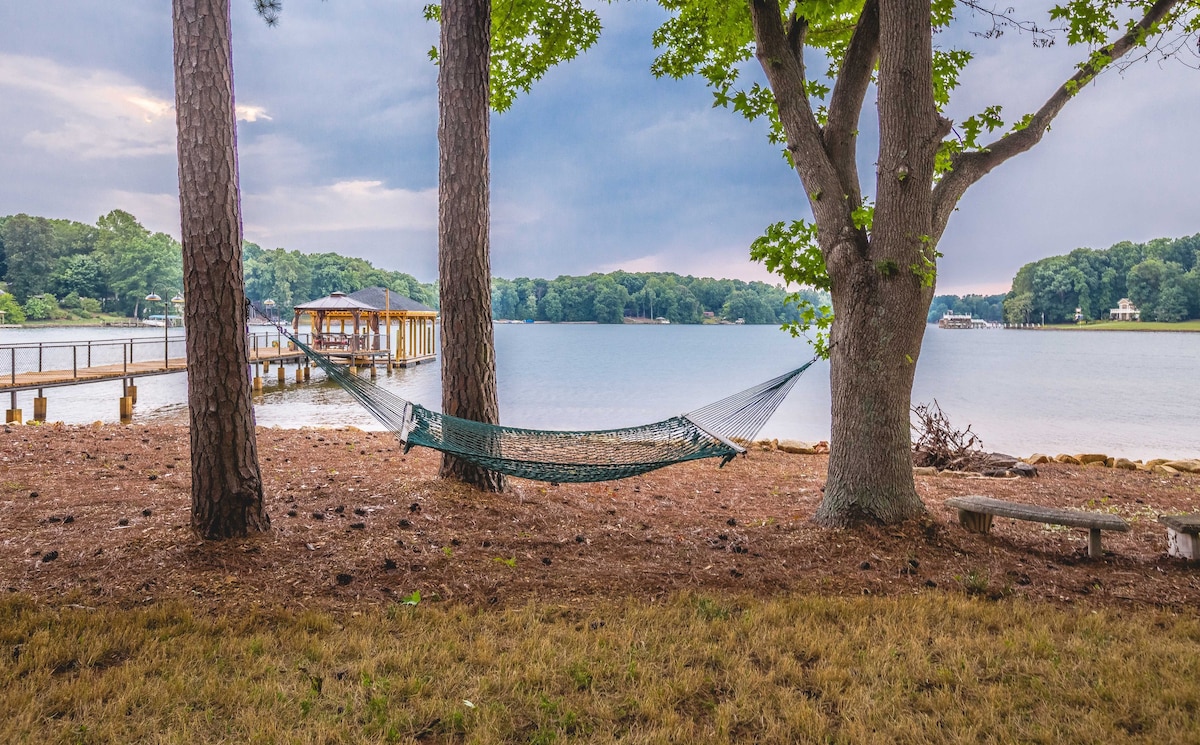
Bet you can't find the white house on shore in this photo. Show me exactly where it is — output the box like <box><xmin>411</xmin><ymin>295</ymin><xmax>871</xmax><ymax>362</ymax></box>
<box><xmin>1109</xmin><ymin>298</ymin><xmax>1140</xmax><ymax>321</ymax></box>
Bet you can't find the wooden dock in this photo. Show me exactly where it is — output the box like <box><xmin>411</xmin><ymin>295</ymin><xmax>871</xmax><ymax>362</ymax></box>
<box><xmin>2</xmin><ymin>330</ymin><xmax>435</xmax><ymax>424</ymax></box>
<box><xmin>1</xmin><ymin>346</ymin><xmax>306</xmax><ymax>394</ymax></box>
<box><xmin>3</xmin><ymin>332</ymin><xmax>361</xmax><ymax>424</ymax></box>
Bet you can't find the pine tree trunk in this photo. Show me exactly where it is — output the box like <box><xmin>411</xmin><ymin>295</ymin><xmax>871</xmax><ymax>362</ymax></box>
<box><xmin>173</xmin><ymin>0</ymin><xmax>270</xmax><ymax>538</ymax></box>
<box><xmin>437</xmin><ymin>0</ymin><xmax>505</xmax><ymax>492</ymax></box>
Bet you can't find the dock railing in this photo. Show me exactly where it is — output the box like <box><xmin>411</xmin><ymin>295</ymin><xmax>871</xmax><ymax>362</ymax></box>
<box><xmin>1</xmin><ymin>331</ymin><xmax>311</xmax><ymax>388</ymax></box>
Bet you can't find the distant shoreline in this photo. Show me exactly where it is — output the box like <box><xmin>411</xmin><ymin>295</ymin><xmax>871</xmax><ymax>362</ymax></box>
<box><xmin>930</xmin><ymin>320</ymin><xmax>1200</xmax><ymax>333</ymax></box>
<box><xmin>1039</xmin><ymin>320</ymin><xmax>1200</xmax><ymax>333</ymax></box>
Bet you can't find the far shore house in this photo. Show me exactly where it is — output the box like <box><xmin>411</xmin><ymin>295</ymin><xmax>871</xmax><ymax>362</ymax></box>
<box><xmin>1109</xmin><ymin>298</ymin><xmax>1141</xmax><ymax>321</ymax></box>
<box><xmin>292</xmin><ymin>287</ymin><xmax>438</xmax><ymax>366</ymax></box>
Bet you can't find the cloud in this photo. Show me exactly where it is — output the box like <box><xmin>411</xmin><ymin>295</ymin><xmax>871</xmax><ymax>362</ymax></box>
<box><xmin>243</xmin><ymin>180</ymin><xmax>437</xmax><ymax>242</ymax></box>
<box><xmin>99</xmin><ymin>190</ymin><xmax>182</xmax><ymax>237</ymax></box>
<box><xmin>0</xmin><ymin>53</ymin><xmax>270</xmax><ymax>159</ymax></box>
<box><xmin>236</xmin><ymin>104</ymin><xmax>272</xmax><ymax>122</ymax></box>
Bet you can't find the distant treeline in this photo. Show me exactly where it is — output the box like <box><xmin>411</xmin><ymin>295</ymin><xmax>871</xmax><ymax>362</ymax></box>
<box><xmin>927</xmin><ymin>294</ymin><xmax>1005</xmax><ymax>324</ymax></box>
<box><xmin>492</xmin><ymin>274</ymin><xmax>824</xmax><ymax>324</ymax></box>
<box><xmin>1004</xmin><ymin>234</ymin><xmax>1200</xmax><ymax>324</ymax></box>
<box><xmin>0</xmin><ymin>210</ymin><xmax>823</xmax><ymax>326</ymax></box>
<box><xmin>0</xmin><ymin>210</ymin><xmax>436</xmax><ymax>323</ymax></box>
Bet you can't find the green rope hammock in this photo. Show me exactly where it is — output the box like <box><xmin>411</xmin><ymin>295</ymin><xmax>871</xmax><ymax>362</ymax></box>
<box><xmin>278</xmin><ymin>329</ymin><xmax>814</xmax><ymax>483</ymax></box>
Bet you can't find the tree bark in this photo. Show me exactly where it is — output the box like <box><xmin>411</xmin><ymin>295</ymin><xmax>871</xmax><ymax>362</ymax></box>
<box><xmin>815</xmin><ymin>0</ymin><xmax>944</xmax><ymax>525</ymax></box>
<box><xmin>438</xmin><ymin>0</ymin><xmax>505</xmax><ymax>492</ymax></box>
<box><xmin>173</xmin><ymin>0</ymin><xmax>270</xmax><ymax>538</ymax></box>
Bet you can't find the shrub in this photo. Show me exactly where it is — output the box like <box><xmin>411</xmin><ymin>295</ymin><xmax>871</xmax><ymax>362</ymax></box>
<box><xmin>22</xmin><ymin>295</ymin><xmax>53</xmax><ymax>320</ymax></box>
<box><xmin>0</xmin><ymin>293</ymin><xmax>25</xmax><ymax>324</ymax></box>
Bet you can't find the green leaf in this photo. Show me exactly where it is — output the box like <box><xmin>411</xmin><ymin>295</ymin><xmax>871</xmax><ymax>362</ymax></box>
<box><xmin>425</xmin><ymin>1</ymin><xmax>602</xmax><ymax>113</ymax></box>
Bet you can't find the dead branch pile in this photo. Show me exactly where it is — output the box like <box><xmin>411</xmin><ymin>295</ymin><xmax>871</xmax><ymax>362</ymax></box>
<box><xmin>911</xmin><ymin>401</ymin><xmax>991</xmax><ymax>472</ymax></box>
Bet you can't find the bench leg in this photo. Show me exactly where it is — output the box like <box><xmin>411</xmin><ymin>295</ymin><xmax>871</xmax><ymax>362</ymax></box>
<box><xmin>958</xmin><ymin>510</ymin><xmax>994</xmax><ymax>534</ymax></box>
<box><xmin>1088</xmin><ymin>528</ymin><xmax>1102</xmax><ymax>558</ymax></box>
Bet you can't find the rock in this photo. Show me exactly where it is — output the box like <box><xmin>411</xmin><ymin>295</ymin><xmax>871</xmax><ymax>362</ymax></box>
<box><xmin>1076</xmin><ymin>453</ymin><xmax>1108</xmax><ymax>465</ymax></box>
<box><xmin>913</xmin><ymin>466</ymin><xmax>939</xmax><ymax>477</ymax></box>
<box><xmin>777</xmin><ymin>440</ymin><xmax>819</xmax><ymax>455</ymax></box>
<box><xmin>1146</xmin><ymin>458</ymin><xmax>1170</xmax><ymax>468</ymax></box>
<box><xmin>1164</xmin><ymin>460</ymin><xmax>1200</xmax><ymax>474</ymax></box>
<box><xmin>1112</xmin><ymin>458</ymin><xmax>1138</xmax><ymax>471</ymax></box>
<box><xmin>1025</xmin><ymin>453</ymin><xmax>1051</xmax><ymax>465</ymax></box>
<box><xmin>986</xmin><ymin>453</ymin><xmax>1019</xmax><ymax>468</ymax></box>
<box><xmin>1154</xmin><ymin>465</ymin><xmax>1180</xmax><ymax>475</ymax></box>
<box><xmin>1105</xmin><ymin>457</ymin><xmax>1116</xmax><ymax>468</ymax></box>
<box><xmin>1085</xmin><ymin>460</ymin><xmax>1108</xmax><ymax>468</ymax></box>
<box><xmin>1010</xmin><ymin>463</ymin><xmax>1038</xmax><ymax>478</ymax></box>
<box><xmin>1054</xmin><ymin>454</ymin><xmax>1081</xmax><ymax>465</ymax></box>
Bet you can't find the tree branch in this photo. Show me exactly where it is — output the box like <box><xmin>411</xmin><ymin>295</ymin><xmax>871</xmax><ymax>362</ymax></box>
<box><xmin>931</xmin><ymin>0</ymin><xmax>1183</xmax><ymax>241</ymax></box>
<box><xmin>785</xmin><ymin>12</ymin><xmax>807</xmax><ymax>63</ymax></box>
<box><xmin>749</xmin><ymin>0</ymin><xmax>849</xmax><ymax>235</ymax></box>
<box><xmin>823</xmin><ymin>0</ymin><xmax>879</xmax><ymax>207</ymax></box>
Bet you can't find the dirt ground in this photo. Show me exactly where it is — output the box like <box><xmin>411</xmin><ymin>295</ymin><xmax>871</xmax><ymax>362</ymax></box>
<box><xmin>2</xmin><ymin>423</ymin><xmax>1198</xmax><ymax>611</ymax></box>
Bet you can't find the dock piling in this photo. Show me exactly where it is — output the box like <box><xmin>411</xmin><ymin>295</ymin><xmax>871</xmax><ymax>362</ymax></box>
<box><xmin>5</xmin><ymin>391</ymin><xmax>19</xmax><ymax>424</ymax></box>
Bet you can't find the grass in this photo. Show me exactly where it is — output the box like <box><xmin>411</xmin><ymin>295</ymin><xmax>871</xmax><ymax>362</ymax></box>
<box><xmin>18</xmin><ymin>314</ymin><xmax>134</xmax><ymax>328</ymax></box>
<box><xmin>1044</xmin><ymin>319</ymin><xmax>1200</xmax><ymax>332</ymax></box>
<box><xmin>4</xmin><ymin>594</ymin><xmax>1200</xmax><ymax>743</ymax></box>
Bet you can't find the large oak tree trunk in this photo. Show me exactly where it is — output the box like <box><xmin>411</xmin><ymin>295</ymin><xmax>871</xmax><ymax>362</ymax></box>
<box><xmin>816</xmin><ymin>0</ymin><xmax>942</xmax><ymax>526</ymax></box>
<box><xmin>437</xmin><ymin>0</ymin><xmax>505</xmax><ymax>492</ymax></box>
<box><xmin>817</xmin><ymin>264</ymin><xmax>929</xmax><ymax>525</ymax></box>
<box><xmin>173</xmin><ymin>0</ymin><xmax>270</xmax><ymax>537</ymax></box>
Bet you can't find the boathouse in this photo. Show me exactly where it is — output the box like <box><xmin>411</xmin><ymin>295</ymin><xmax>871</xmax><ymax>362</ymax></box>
<box><xmin>292</xmin><ymin>288</ymin><xmax>437</xmax><ymax>366</ymax></box>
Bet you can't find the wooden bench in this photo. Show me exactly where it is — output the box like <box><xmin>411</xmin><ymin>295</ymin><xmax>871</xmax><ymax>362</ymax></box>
<box><xmin>945</xmin><ymin>495</ymin><xmax>1129</xmax><ymax>558</ymax></box>
<box><xmin>1159</xmin><ymin>514</ymin><xmax>1200</xmax><ymax>560</ymax></box>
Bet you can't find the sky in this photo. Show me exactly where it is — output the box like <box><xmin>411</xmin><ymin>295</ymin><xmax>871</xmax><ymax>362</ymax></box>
<box><xmin>1</xmin><ymin>1</ymin><xmax>1197</xmax><ymax>295</ymax></box>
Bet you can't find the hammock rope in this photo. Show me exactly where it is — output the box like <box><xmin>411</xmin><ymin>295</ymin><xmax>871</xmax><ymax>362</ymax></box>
<box><xmin>272</xmin><ymin>323</ymin><xmax>814</xmax><ymax>483</ymax></box>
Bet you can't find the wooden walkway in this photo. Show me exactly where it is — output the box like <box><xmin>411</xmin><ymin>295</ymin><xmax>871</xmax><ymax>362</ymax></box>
<box><xmin>1</xmin><ymin>346</ymin><xmax>307</xmax><ymax>393</ymax></box>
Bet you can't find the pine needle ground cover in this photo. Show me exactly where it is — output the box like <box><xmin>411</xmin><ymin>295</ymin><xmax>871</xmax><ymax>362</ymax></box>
<box><xmin>4</xmin><ymin>424</ymin><xmax>1200</xmax><ymax>741</ymax></box>
<box><xmin>4</xmin><ymin>593</ymin><xmax>1200</xmax><ymax>744</ymax></box>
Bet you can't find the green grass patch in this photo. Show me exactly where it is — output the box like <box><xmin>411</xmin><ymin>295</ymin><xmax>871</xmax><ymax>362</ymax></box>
<box><xmin>1045</xmin><ymin>319</ymin><xmax>1200</xmax><ymax>332</ymax></box>
<box><xmin>2</xmin><ymin>593</ymin><xmax>1198</xmax><ymax>743</ymax></box>
<box><xmin>18</xmin><ymin>314</ymin><xmax>133</xmax><ymax>328</ymax></box>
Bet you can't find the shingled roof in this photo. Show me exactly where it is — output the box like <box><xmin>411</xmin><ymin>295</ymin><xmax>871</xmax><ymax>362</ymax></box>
<box><xmin>348</xmin><ymin>287</ymin><xmax>436</xmax><ymax>314</ymax></box>
<box><xmin>293</xmin><ymin>291</ymin><xmax>377</xmax><ymax>312</ymax></box>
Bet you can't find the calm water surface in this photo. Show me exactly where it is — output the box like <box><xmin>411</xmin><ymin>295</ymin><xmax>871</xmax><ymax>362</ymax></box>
<box><xmin>3</xmin><ymin>324</ymin><xmax>1197</xmax><ymax>459</ymax></box>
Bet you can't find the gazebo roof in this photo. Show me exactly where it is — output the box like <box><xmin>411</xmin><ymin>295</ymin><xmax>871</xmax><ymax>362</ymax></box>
<box><xmin>293</xmin><ymin>291</ymin><xmax>377</xmax><ymax>312</ymax></box>
<box><xmin>348</xmin><ymin>287</ymin><xmax>436</xmax><ymax>314</ymax></box>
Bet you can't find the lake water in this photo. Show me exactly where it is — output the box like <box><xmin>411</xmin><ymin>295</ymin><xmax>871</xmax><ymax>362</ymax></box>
<box><xmin>3</xmin><ymin>324</ymin><xmax>1198</xmax><ymax>460</ymax></box>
